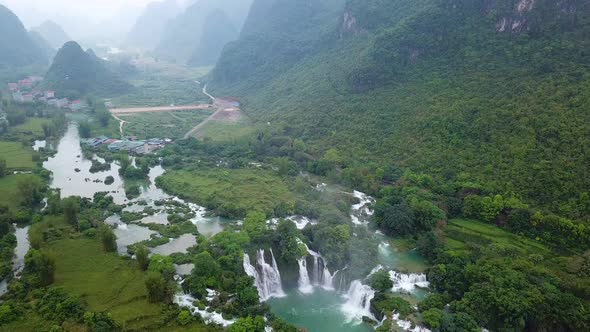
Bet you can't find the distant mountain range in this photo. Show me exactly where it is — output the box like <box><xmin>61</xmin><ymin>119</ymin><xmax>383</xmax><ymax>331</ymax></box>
<box><xmin>31</xmin><ymin>20</ymin><xmax>71</xmax><ymax>49</ymax></box>
<box><xmin>153</xmin><ymin>0</ymin><xmax>253</xmax><ymax>65</ymax></box>
<box><xmin>125</xmin><ymin>0</ymin><xmax>181</xmax><ymax>50</ymax></box>
<box><xmin>43</xmin><ymin>41</ymin><xmax>132</xmax><ymax>98</ymax></box>
<box><xmin>187</xmin><ymin>10</ymin><xmax>238</xmax><ymax>67</ymax></box>
<box><xmin>0</xmin><ymin>4</ymin><xmax>47</xmax><ymax>67</ymax></box>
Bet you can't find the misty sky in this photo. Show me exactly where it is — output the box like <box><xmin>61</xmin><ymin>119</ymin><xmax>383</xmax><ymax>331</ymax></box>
<box><xmin>2</xmin><ymin>0</ymin><xmax>153</xmax><ymax>22</ymax></box>
<box><xmin>1</xmin><ymin>0</ymin><xmax>194</xmax><ymax>43</ymax></box>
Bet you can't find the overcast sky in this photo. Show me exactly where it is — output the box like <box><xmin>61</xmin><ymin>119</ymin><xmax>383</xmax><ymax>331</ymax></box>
<box><xmin>1</xmin><ymin>0</ymin><xmax>155</xmax><ymax>22</ymax></box>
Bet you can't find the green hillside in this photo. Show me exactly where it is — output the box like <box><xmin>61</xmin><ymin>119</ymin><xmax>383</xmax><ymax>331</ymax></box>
<box><xmin>0</xmin><ymin>5</ymin><xmax>46</xmax><ymax>67</ymax></box>
<box><xmin>187</xmin><ymin>10</ymin><xmax>239</xmax><ymax>67</ymax></box>
<box><xmin>210</xmin><ymin>0</ymin><xmax>590</xmax><ymax>221</ymax></box>
<box><xmin>43</xmin><ymin>41</ymin><xmax>132</xmax><ymax>98</ymax></box>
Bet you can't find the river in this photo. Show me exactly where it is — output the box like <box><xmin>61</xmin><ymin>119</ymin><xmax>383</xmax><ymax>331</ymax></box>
<box><xmin>40</xmin><ymin>122</ymin><xmax>430</xmax><ymax>331</ymax></box>
<box><xmin>0</xmin><ymin>226</ymin><xmax>31</xmax><ymax>297</ymax></box>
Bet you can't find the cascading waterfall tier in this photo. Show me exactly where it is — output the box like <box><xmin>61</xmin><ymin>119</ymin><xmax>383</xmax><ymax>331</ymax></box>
<box><xmin>297</xmin><ymin>244</ymin><xmax>338</xmax><ymax>293</ymax></box>
<box><xmin>350</xmin><ymin>191</ymin><xmax>375</xmax><ymax>225</ymax></box>
<box><xmin>243</xmin><ymin>249</ymin><xmax>285</xmax><ymax>301</ymax></box>
<box><xmin>341</xmin><ymin>280</ymin><xmax>376</xmax><ymax>324</ymax></box>
<box><xmin>389</xmin><ymin>271</ymin><xmax>429</xmax><ymax>293</ymax></box>
<box><xmin>297</xmin><ymin>257</ymin><xmax>313</xmax><ymax>294</ymax></box>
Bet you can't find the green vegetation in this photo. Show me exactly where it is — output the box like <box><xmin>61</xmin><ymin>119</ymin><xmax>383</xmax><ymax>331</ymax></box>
<box><xmin>49</xmin><ymin>238</ymin><xmax>164</xmax><ymax>329</ymax></box>
<box><xmin>110</xmin><ymin>63</ymin><xmax>210</xmax><ymax>108</ymax></box>
<box><xmin>120</xmin><ymin>109</ymin><xmax>213</xmax><ymax>140</ymax></box>
<box><xmin>196</xmin><ymin>120</ymin><xmax>256</xmax><ymax>143</ymax></box>
<box><xmin>8</xmin><ymin>117</ymin><xmax>51</xmax><ymax>140</ymax></box>
<box><xmin>0</xmin><ymin>174</ymin><xmax>43</xmax><ymax>209</ymax></box>
<box><xmin>0</xmin><ymin>142</ymin><xmax>34</xmax><ymax>170</ymax></box>
<box><xmin>43</xmin><ymin>41</ymin><xmax>131</xmax><ymax>98</ymax></box>
<box><xmin>157</xmin><ymin>168</ymin><xmax>295</xmax><ymax>218</ymax></box>
<box><xmin>0</xmin><ymin>5</ymin><xmax>46</xmax><ymax>67</ymax></box>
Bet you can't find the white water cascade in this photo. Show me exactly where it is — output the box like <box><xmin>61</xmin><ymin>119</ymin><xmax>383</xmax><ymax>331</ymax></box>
<box><xmin>389</xmin><ymin>271</ymin><xmax>429</xmax><ymax>293</ymax></box>
<box><xmin>350</xmin><ymin>191</ymin><xmax>376</xmax><ymax>225</ymax></box>
<box><xmin>174</xmin><ymin>293</ymin><xmax>235</xmax><ymax>326</ymax></box>
<box><xmin>297</xmin><ymin>257</ymin><xmax>313</xmax><ymax>294</ymax></box>
<box><xmin>297</xmin><ymin>244</ymin><xmax>338</xmax><ymax>293</ymax></box>
<box><xmin>341</xmin><ymin>280</ymin><xmax>376</xmax><ymax>324</ymax></box>
<box><xmin>243</xmin><ymin>249</ymin><xmax>285</xmax><ymax>301</ymax></box>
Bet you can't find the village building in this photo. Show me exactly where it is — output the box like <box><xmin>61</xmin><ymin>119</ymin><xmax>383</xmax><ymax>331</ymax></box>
<box><xmin>21</xmin><ymin>94</ymin><xmax>34</xmax><ymax>103</ymax></box>
<box><xmin>56</xmin><ymin>98</ymin><xmax>69</xmax><ymax>108</ymax></box>
<box><xmin>69</xmin><ymin>100</ymin><xmax>85</xmax><ymax>111</ymax></box>
<box><xmin>7</xmin><ymin>83</ymin><xmax>18</xmax><ymax>91</ymax></box>
<box><xmin>45</xmin><ymin>91</ymin><xmax>55</xmax><ymax>98</ymax></box>
<box><xmin>18</xmin><ymin>79</ymin><xmax>32</xmax><ymax>89</ymax></box>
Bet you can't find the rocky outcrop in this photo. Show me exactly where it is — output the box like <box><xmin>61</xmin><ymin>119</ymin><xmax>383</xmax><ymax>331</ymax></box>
<box><xmin>340</xmin><ymin>10</ymin><xmax>362</xmax><ymax>37</ymax></box>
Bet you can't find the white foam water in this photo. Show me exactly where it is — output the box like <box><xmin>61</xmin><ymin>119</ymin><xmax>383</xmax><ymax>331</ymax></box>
<box><xmin>389</xmin><ymin>271</ymin><xmax>429</xmax><ymax>293</ymax></box>
<box><xmin>341</xmin><ymin>280</ymin><xmax>376</xmax><ymax>324</ymax></box>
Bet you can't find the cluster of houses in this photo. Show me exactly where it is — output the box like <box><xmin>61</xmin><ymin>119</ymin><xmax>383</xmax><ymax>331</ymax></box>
<box><xmin>81</xmin><ymin>136</ymin><xmax>172</xmax><ymax>155</ymax></box>
<box><xmin>7</xmin><ymin>76</ymin><xmax>85</xmax><ymax>111</ymax></box>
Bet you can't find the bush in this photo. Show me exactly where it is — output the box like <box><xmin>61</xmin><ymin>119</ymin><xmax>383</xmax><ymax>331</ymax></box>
<box><xmin>422</xmin><ymin>308</ymin><xmax>443</xmax><ymax>329</ymax></box>
<box><xmin>0</xmin><ymin>304</ymin><xmax>16</xmax><ymax>324</ymax></box>
<box><xmin>98</xmin><ymin>225</ymin><xmax>117</xmax><ymax>252</ymax></box>
<box><xmin>369</xmin><ymin>270</ymin><xmax>393</xmax><ymax>292</ymax></box>
<box><xmin>177</xmin><ymin>310</ymin><xmax>193</xmax><ymax>326</ymax></box>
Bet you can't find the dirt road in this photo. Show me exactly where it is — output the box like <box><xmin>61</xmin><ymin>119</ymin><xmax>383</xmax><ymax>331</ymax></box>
<box><xmin>183</xmin><ymin>85</ymin><xmax>241</xmax><ymax>139</ymax></box>
<box><xmin>110</xmin><ymin>104</ymin><xmax>211</xmax><ymax>114</ymax></box>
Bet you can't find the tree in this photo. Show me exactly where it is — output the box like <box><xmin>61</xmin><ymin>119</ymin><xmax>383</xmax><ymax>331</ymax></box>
<box><xmin>145</xmin><ymin>272</ymin><xmax>173</xmax><ymax>303</ymax></box>
<box><xmin>439</xmin><ymin>312</ymin><xmax>479</xmax><ymax>332</ymax></box>
<box><xmin>24</xmin><ymin>249</ymin><xmax>55</xmax><ymax>286</ymax></box>
<box><xmin>422</xmin><ymin>308</ymin><xmax>443</xmax><ymax>329</ymax></box>
<box><xmin>374</xmin><ymin>201</ymin><xmax>416</xmax><ymax>236</ymax></box>
<box><xmin>78</xmin><ymin>121</ymin><xmax>92</xmax><ymax>138</ymax></box>
<box><xmin>0</xmin><ymin>158</ymin><xmax>6</xmax><ymax>178</ymax></box>
<box><xmin>275</xmin><ymin>219</ymin><xmax>301</xmax><ymax>264</ymax></box>
<box><xmin>17</xmin><ymin>176</ymin><xmax>43</xmax><ymax>207</ymax></box>
<box><xmin>369</xmin><ymin>270</ymin><xmax>393</xmax><ymax>292</ymax></box>
<box><xmin>62</xmin><ymin>197</ymin><xmax>79</xmax><ymax>228</ymax></box>
<box><xmin>98</xmin><ymin>225</ymin><xmax>117</xmax><ymax>252</ymax></box>
<box><xmin>148</xmin><ymin>254</ymin><xmax>175</xmax><ymax>280</ymax></box>
<box><xmin>135</xmin><ymin>245</ymin><xmax>149</xmax><ymax>271</ymax></box>
<box><xmin>96</xmin><ymin>109</ymin><xmax>110</xmax><ymax>127</ymax></box>
<box><xmin>228</xmin><ymin>316</ymin><xmax>265</xmax><ymax>332</ymax></box>
<box><xmin>243</xmin><ymin>211</ymin><xmax>268</xmax><ymax>244</ymax></box>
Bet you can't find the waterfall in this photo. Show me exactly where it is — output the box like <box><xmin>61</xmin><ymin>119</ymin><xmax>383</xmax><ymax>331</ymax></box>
<box><xmin>392</xmin><ymin>312</ymin><xmax>431</xmax><ymax>332</ymax></box>
<box><xmin>297</xmin><ymin>257</ymin><xmax>313</xmax><ymax>294</ymax></box>
<box><xmin>341</xmin><ymin>280</ymin><xmax>376</xmax><ymax>324</ymax></box>
<box><xmin>242</xmin><ymin>249</ymin><xmax>285</xmax><ymax>301</ymax></box>
<box><xmin>174</xmin><ymin>293</ymin><xmax>234</xmax><ymax>327</ymax></box>
<box><xmin>321</xmin><ymin>266</ymin><xmax>337</xmax><ymax>290</ymax></box>
<box><xmin>350</xmin><ymin>191</ymin><xmax>376</xmax><ymax>225</ymax></box>
<box><xmin>389</xmin><ymin>271</ymin><xmax>429</xmax><ymax>293</ymax></box>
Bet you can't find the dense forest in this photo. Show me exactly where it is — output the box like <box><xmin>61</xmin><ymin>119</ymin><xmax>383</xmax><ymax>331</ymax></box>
<box><xmin>207</xmin><ymin>0</ymin><xmax>590</xmax><ymax>330</ymax></box>
<box><xmin>0</xmin><ymin>0</ymin><xmax>589</xmax><ymax>331</ymax></box>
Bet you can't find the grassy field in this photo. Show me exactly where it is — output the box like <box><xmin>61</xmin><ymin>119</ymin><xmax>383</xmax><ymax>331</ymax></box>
<box><xmin>111</xmin><ymin>63</ymin><xmax>211</xmax><ymax>108</ymax></box>
<box><xmin>157</xmin><ymin>168</ymin><xmax>295</xmax><ymax>218</ymax></box>
<box><xmin>0</xmin><ymin>141</ymin><xmax>34</xmax><ymax>170</ymax></box>
<box><xmin>48</xmin><ymin>238</ymin><xmax>164</xmax><ymax>330</ymax></box>
<box><xmin>0</xmin><ymin>174</ymin><xmax>40</xmax><ymax>208</ymax></box>
<box><xmin>196</xmin><ymin>120</ymin><xmax>256</xmax><ymax>142</ymax></box>
<box><xmin>444</xmin><ymin>218</ymin><xmax>550</xmax><ymax>255</ymax></box>
<box><xmin>9</xmin><ymin>118</ymin><xmax>49</xmax><ymax>139</ymax></box>
<box><xmin>120</xmin><ymin>109</ymin><xmax>213</xmax><ymax>139</ymax></box>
